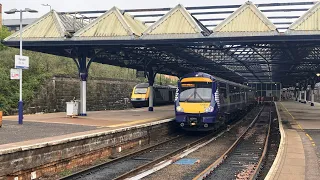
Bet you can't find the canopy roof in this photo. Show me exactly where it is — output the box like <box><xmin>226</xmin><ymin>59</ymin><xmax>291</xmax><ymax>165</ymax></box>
<box><xmin>4</xmin><ymin>1</ymin><xmax>320</xmax><ymax>86</ymax></box>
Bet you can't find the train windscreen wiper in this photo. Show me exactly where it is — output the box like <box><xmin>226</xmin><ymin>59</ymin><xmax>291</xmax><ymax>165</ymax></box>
<box><xmin>195</xmin><ymin>90</ymin><xmax>206</xmax><ymax>102</ymax></box>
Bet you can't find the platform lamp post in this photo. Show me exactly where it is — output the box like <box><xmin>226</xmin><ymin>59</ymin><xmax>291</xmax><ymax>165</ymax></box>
<box><xmin>5</xmin><ymin>8</ymin><xmax>38</xmax><ymax>124</ymax></box>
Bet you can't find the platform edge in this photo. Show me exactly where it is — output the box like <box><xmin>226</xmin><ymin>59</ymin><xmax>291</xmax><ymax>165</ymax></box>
<box><xmin>264</xmin><ymin>102</ymin><xmax>287</xmax><ymax>180</ymax></box>
<box><xmin>0</xmin><ymin>117</ymin><xmax>175</xmax><ymax>156</ymax></box>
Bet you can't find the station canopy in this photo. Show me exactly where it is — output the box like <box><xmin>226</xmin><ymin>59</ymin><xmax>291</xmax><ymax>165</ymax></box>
<box><xmin>4</xmin><ymin>1</ymin><xmax>320</xmax><ymax>86</ymax></box>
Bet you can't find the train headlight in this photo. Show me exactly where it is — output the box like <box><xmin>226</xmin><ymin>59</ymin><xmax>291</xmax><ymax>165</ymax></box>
<box><xmin>176</xmin><ymin>106</ymin><xmax>184</xmax><ymax>112</ymax></box>
<box><xmin>205</xmin><ymin>106</ymin><xmax>214</xmax><ymax>113</ymax></box>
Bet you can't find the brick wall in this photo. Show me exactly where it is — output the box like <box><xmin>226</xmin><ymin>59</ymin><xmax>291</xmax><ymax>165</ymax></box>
<box><xmin>26</xmin><ymin>76</ymin><xmax>139</xmax><ymax>114</ymax></box>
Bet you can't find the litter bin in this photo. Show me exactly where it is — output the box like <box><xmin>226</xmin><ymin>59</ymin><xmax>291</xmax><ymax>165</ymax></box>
<box><xmin>66</xmin><ymin>101</ymin><xmax>79</xmax><ymax>116</ymax></box>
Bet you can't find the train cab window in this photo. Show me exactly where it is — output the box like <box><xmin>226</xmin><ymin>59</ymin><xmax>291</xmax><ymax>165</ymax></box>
<box><xmin>179</xmin><ymin>82</ymin><xmax>212</xmax><ymax>102</ymax></box>
<box><xmin>134</xmin><ymin>88</ymin><xmax>148</xmax><ymax>94</ymax></box>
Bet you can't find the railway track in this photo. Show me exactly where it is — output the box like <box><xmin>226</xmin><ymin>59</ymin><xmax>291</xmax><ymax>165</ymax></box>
<box><xmin>61</xmin><ymin>131</ymin><xmax>214</xmax><ymax>180</ymax></box>
<box><xmin>60</xmin><ymin>106</ymin><xmax>262</xmax><ymax>180</ymax></box>
<box><xmin>193</xmin><ymin>105</ymin><xmax>272</xmax><ymax>180</ymax></box>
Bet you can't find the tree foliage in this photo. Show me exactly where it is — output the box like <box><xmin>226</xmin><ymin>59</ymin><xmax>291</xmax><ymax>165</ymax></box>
<box><xmin>0</xmin><ymin>27</ymin><xmax>11</xmax><ymax>51</ymax></box>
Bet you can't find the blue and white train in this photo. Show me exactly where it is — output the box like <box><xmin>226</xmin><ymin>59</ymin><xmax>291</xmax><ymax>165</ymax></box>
<box><xmin>175</xmin><ymin>72</ymin><xmax>256</xmax><ymax>131</ymax></box>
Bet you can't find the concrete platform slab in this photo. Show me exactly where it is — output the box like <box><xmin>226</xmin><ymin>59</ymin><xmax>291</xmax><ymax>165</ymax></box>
<box><xmin>0</xmin><ymin>120</ymin><xmax>98</xmax><ymax>145</ymax></box>
<box><xmin>266</xmin><ymin>101</ymin><xmax>320</xmax><ymax>180</ymax></box>
<box><xmin>0</xmin><ymin>105</ymin><xmax>174</xmax><ymax>148</ymax></box>
<box><xmin>0</xmin><ymin>115</ymin><xmax>176</xmax><ymax>179</ymax></box>
<box><xmin>3</xmin><ymin>105</ymin><xmax>174</xmax><ymax>127</ymax></box>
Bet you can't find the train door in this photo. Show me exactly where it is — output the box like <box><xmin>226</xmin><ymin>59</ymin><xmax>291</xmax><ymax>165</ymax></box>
<box><xmin>218</xmin><ymin>82</ymin><xmax>227</xmax><ymax>112</ymax></box>
<box><xmin>169</xmin><ymin>90</ymin><xmax>173</xmax><ymax>102</ymax></box>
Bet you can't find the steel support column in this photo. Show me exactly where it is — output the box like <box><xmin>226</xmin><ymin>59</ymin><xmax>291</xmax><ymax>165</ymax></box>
<box><xmin>147</xmin><ymin>68</ymin><xmax>156</xmax><ymax>112</ymax></box>
<box><xmin>311</xmin><ymin>89</ymin><xmax>315</xmax><ymax>106</ymax></box>
<box><xmin>304</xmin><ymin>90</ymin><xmax>307</xmax><ymax>104</ymax></box>
<box><xmin>310</xmin><ymin>81</ymin><xmax>316</xmax><ymax>106</ymax></box>
<box><xmin>78</xmin><ymin>55</ymin><xmax>88</xmax><ymax>116</ymax></box>
<box><xmin>299</xmin><ymin>91</ymin><xmax>302</xmax><ymax>102</ymax></box>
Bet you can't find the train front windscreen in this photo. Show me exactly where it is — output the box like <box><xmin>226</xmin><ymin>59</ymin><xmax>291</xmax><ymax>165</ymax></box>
<box><xmin>134</xmin><ymin>87</ymin><xmax>148</xmax><ymax>94</ymax></box>
<box><xmin>179</xmin><ymin>82</ymin><xmax>212</xmax><ymax>102</ymax></box>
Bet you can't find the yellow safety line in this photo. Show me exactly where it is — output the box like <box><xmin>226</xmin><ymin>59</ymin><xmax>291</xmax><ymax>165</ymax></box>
<box><xmin>306</xmin><ymin>133</ymin><xmax>313</xmax><ymax>141</ymax></box>
<box><xmin>279</xmin><ymin>102</ymin><xmax>295</xmax><ymax>120</ymax></box>
<box><xmin>280</xmin><ymin>102</ymin><xmax>304</xmax><ymax>130</ymax></box>
<box><xmin>280</xmin><ymin>102</ymin><xmax>317</xmax><ymax>147</ymax></box>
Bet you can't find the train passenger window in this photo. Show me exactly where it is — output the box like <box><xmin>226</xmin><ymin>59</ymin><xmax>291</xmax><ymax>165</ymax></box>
<box><xmin>219</xmin><ymin>83</ymin><xmax>227</xmax><ymax>99</ymax></box>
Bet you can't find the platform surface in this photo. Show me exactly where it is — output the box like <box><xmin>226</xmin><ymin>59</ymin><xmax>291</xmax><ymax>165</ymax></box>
<box><xmin>270</xmin><ymin>101</ymin><xmax>320</xmax><ymax>180</ymax></box>
<box><xmin>0</xmin><ymin>105</ymin><xmax>174</xmax><ymax>149</ymax></box>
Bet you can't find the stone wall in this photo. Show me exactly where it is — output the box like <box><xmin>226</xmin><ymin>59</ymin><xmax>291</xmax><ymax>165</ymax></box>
<box><xmin>0</xmin><ymin>119</ymin><xmax>176</xmax><ymax>179</ymax></box>
<box><xmin>26</xmin><ymin>76</ymin><xmax>139</xmax><ymax>114</ymax></box>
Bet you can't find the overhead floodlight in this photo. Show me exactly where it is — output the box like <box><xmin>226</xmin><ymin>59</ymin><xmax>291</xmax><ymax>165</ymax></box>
<box><xmin>25</xmin><ymin>8</ymin><xmax>38</xmax><ymax>13</ymax></box>
<box><xmin>41</xmin><ymin>4</ymin><xmax>52</xmax><ymax>11</ymax></box>
<box><xmin>5</xmin><ymin>8</ymin><xmax>18</xmax><ymax>14</ymax></box>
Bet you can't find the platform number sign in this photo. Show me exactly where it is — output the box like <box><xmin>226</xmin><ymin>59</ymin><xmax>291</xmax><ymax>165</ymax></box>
<box><xmin>15</xmin><ymin>55</ymin><xmax>29</xmax><ymax>69</ymax></box>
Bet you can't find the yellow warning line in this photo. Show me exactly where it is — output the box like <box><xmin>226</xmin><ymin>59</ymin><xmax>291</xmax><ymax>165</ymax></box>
<box><xmin>306</xmin><ymin>133</ymin><xmax>313</xmax><ymax>141</ymax></box>
<box><xmin>280</xmin><ymin>102</ymin><xmax>304</xmax><ymax>130</ymax></box>
<box><xmin>280</xmin><ymin>102</ymin><xmax>317</xmax><ymax>147</ymax></box>
<box><xmin>279</xmin><ymin>102</ymin><xmax>295</xmax><ymax>120</ymax></box>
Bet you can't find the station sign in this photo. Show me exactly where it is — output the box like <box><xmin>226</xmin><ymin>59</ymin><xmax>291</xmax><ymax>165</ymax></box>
<box><xmin>15</xmin><ymin>55</ymin><xmax>29</xmax><ymax>69</ymax></box>
<box><xmin>10</xmin><ymin>68</ymin><xmax>20</xmax><ymax>80</ymax></box>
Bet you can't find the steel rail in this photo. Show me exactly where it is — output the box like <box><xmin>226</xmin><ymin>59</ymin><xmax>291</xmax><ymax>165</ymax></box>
<box><xmin>59</xmin><ymin>134</ymin><xmax>184</xmax><ymax>180</ymax></box>
<box><xmin>192</xmin><ymin>106</ymin><xmax>266</xmax><ymax>180</ymax></box>
<box><xmin>113</xmin><ymin>130</ymin><xmax>220</xmax><ymax>180</ymax></box>
<box><xmin>250</xmin><ymin>108</ymin><xmax>273</xmax><ymax>180</ymax></box>
<box><xmin>121</xmin><ymin>106</ymin><xmax>261</xmax><ymax>180</ymax></box>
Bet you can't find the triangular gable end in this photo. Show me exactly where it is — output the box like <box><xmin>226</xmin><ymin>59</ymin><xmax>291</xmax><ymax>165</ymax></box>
<box><xmin>123</xmin><ymin>13</ymin><xmax>148</xmax><ymax>36</ymax></box>
<box><xmin>212</xmin><ymin>1</ymin><xmax>278</xmax><ymax>37</ymax></box>
<box><xmin>142</xmin><ymin>4</ymin><xmax>207</xmax><ymax>39</ymax></box>
<box><xmin>73</xmin><ymin>7</ymin><xmax>139</xmax><ymax>40</ymax></box>
<box><xmin>4</xmin><ymin>10</ymin><xmax>66</xmax><ymax>41</ymax></box>
<box><xmin>287</xmin><ymin>2</ymin><xmax>320</xmax><ymax>34</ymax></box>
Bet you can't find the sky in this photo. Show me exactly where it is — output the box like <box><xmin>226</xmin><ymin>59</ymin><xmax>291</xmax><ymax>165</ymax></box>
<box><xmin>0</xmin><ymin>0</ymin><xmax>316</xmax><ymax>19</ymax></box>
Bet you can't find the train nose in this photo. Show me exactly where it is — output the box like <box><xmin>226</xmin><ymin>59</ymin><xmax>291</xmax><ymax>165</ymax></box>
<box><xmin>180</xmin><ymin>123</ymin><xmax>185</xmax><ymax>127</ymax></box>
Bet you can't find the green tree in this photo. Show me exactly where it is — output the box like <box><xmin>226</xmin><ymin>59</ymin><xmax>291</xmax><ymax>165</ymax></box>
<box><xmin>0</xmin><ymin>26</ymin><xmax>12</xmax><ymax>50</ymax></box>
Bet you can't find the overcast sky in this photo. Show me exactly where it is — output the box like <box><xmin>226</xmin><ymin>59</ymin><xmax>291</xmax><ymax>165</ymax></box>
<box><xmin>1</xmin><ymin>0</ymin><xmax>315</xmax><ymax>19</ymax></box>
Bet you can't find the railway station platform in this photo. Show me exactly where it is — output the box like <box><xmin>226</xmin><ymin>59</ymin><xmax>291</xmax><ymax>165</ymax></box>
<box><xmin>266</xmin><ymin>101</ymin><xmax>320</xmax><ymax>180</ymax></box>
<box><xmin>1</xmin><ymin>105</ymin><xmax>174</xmax><ymax>145</ymax></box>
<box><xmin>0</xmin><ymin>105</ymin><xmax>175</xmax><ymax>179</ymax></box>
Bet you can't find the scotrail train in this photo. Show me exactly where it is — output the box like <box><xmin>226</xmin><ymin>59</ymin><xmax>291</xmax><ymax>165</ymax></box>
<box><xmin>175</xmin><ymin>72</ymin><xmax>256</xmax><ymax>131</ymax></box>
<box><xmin>131</xmin><ymin>83</ymin><xmax>176</xmax><ymax>108</ymax></box>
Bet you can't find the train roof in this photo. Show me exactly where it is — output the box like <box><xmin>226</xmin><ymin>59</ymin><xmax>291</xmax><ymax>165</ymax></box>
<box><xmin>135</xmin><ymin>83</ymin><xmax>177</xmax><ymax>89</ymax></box>
<box><xmin>180</xmin><ymin>72</ymin><xmax>251</xmax><ymax>89</ymax></box>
